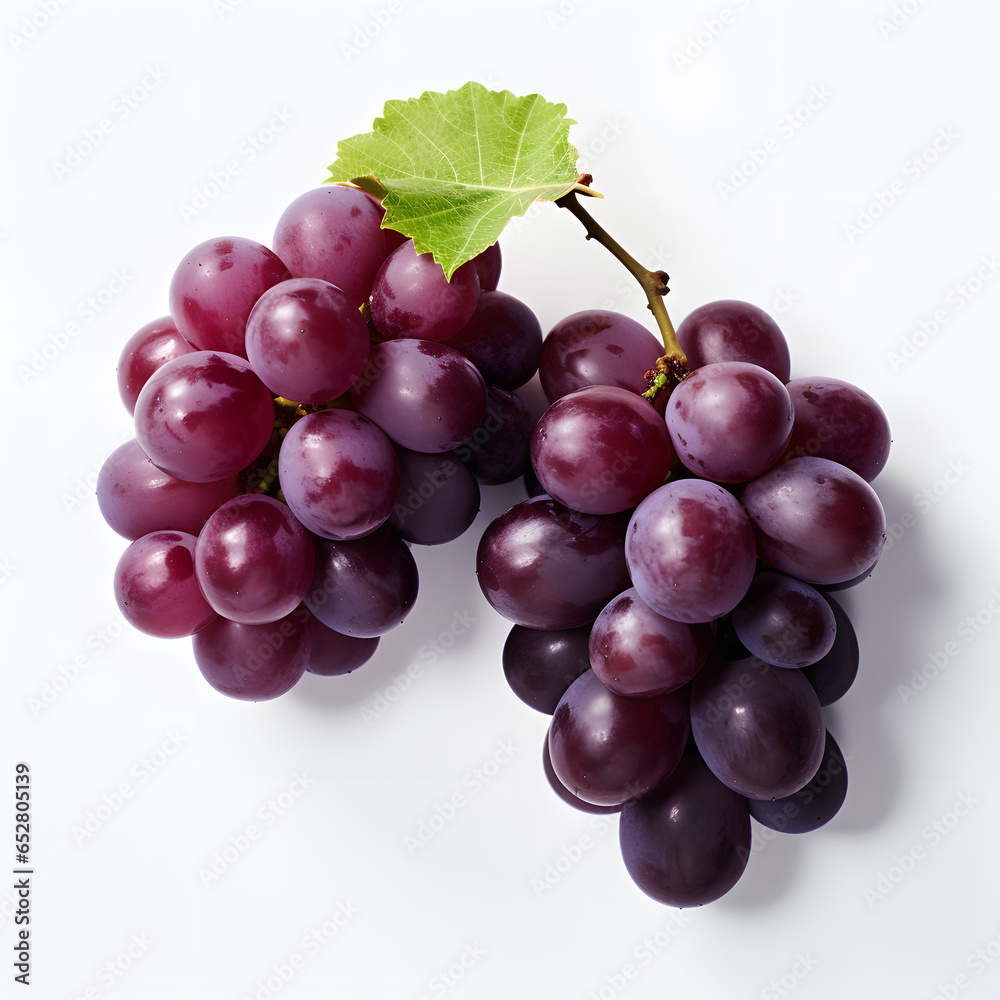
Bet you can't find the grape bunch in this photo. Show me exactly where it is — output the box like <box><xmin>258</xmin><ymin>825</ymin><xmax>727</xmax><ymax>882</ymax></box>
<box><xmin>95</xmin><ymin>81</ymin><xmax>887</xmax><ymax>910</ymax></box>
<box><xmin>482</xmin><ymin>299</ymin><xmax>890</xmax><ymax>906</ymax></box>
<box><xmin>97</xmin><ymin>184</ymin><xmax>543</xmax><ymax>701</ymax></box>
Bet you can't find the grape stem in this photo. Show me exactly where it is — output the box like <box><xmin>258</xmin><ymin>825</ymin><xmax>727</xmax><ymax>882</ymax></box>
<box><xmin>554</xmin><ymin>189</ymin><xmax>689</xmax><ymax>400</ymax></box>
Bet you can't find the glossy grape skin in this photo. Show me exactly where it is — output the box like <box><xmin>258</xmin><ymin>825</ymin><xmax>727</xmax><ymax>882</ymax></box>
<box><xmin>306</xmin><ymin>614</ymin><xmax>379</xmax><ymax>676</ymax></box>
<box><xmin>388</xmin><ymin>446</ymin><xmax>480</xmax><ymax>544</ymax></box>
<box><xmin>801</xmin><ymin>594</ymin><xmax>859</xmax><ymax>706</ymax></box>
<box><xmin>194</xmin><ymin>495</ymin><xmax>315</xmax><ymax>624</ymax></box>
<box><xmin>781</xmin><ymin>376</ymin><xmax>891</xmax><ymax>482</ymax></box>
<box><xmin>306</xmin><ymin>526</ymin><xmax>418</xmax><ymax>638</ymax></box>
<box><xmin>168</xmin><ymin>237</ymin><xmax>291</xmax><ymax>358</ymax></box>
<box><xmin>731</xmin><ymin>571</ymin><xmax>837</xmax><ymax>667</ymax></box>
<box><xmin>539</xmin><ymin>310</ymin><xmax>663</xmax><ymax>401</ymax></box>
<box><xmin>476</xmin><ymin>496</ymin><xmax>631</xmax><ymax>630</ymax></box>
<box><xmin>676</xmin><ymin>300</ymin><xmax>790</xmax><ymax>382</ymax></box>
<box><xmin>272</xmin><ymin>185</ymin><xmax>387</xmax><ymax>307</ymax></box>
<box><xmin>741</xmin><ymin>456</ymin><xmax>886</xmax><ymax>586</ymax></box>
<box><xmin>134</xmin><ymin>351</ymin><xmax>275</xmax><ymax>484</ymax></box>
<box><xmin>502</xmin><ymin>623</ymin><xmax>592</xmax><ymax>714</ymax></box>
<box><xmin>244</xmin><ymin>277</ymin><xmax>370</xmax><ymax>405</ymax></box>
<box><xmin>350</xmin><ymin>340</ymin><xmax>487</xmax><ymax>453</ymax></box>
<box><xmin>193</xmin><ymin>610</ymin><xmax>310</xmax><ymax>701</ymax></box>
<box><xmin>589</xmin><ymin>587</ymin><xmax>714</xmax><ymax>697</ymax></box>
<box><xmin>114</xmin><ymin>531</ymin><xmax>217</xmax><ymax>638</ymax></box>
<box><xmin>97</xmin><ymin>439</ymin><xmax>241</xmax><ymax>540</ymax></box>
<box><xmin>369</xmin><ymin>239</ymin><xmax>480</xmax><ymax>342</ymax></box>
<box><xmin>117</xmin><ymin>317</ymin><xmax>195</xmax><ymax>414</ymax></box>
<box><xmin>748</xmin><ymin>729</ymin><xmax>848</xmax><ymax>834</ymax></box>
<box><xmin>664</xmin><ymin>362</ymin><xmax>794</xmax><ymax>483</ymax></box>
<box><xmin>456</xmin><ymin>385</ymin><xmax>535</xmax><ymax>486</ymax></box>
<box><xmin>542</xmin><ymin>738</ymin><xmax>621</xmax><ymax>815</ymax></box>
<box><xmin>547</xmin><ymin>669</ymin><xmax>689</xmax><ymax>807</ymax></box>
<box><xmin>625</xmin><ymin>479</ymin><xmax>757</xmax><ymax>624</ymax></box>
<box><xmin>277</xmin><ymin>409</ymin><xmax>399</xmax><ymax>541</ymax></box>
<box><xmin>531</xmin><ymin>385</ymin><xmax>674</xmax><ymax>515</ymax></box>
<box><xmin>690</xmin><ymin>655</ymin><xmax>825</xmax><ymax>800</ymax></box>
<box><xmin>619</xmin><ymin>752</ymin><xmax>751</xmax><ymax>907</ymax></box>
<box><xmin>472</xmin><ymin>241</ymin><xmax>502</xmax><ymax>291</ymax></box>
<box><xmin>443</xmin><ymin>290</ymin><xmax>541</xmax><ymax>390</ymax></box>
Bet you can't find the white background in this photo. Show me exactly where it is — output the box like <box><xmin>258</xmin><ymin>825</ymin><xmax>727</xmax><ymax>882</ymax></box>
<box><xmin>3</xmin><ymin>1</ymin><xmax>999</xmax><ymax>997</ymax></box>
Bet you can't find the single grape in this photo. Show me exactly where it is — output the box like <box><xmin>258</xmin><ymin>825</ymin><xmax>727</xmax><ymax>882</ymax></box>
<box><xmin>731</xmin><ymin>571</ymin><xmax>837</xmax><ymax>667</ymax></box>
<box><xmin>277</xmin><ymin>409</ymin><xmax>399</xmax><ymax>541</ymax></box>
<box><xmin>781</xmin><ymin>376</ymin><xmax>891</xmax><ymax>481</ymax></box>
<box><xmin>193</xmin><ymin>610</ymin><xmax>310</xmax><ymax>701</ymax></box>
<box><xmin>349</xmin><ymin>340</ymin><xmax>487</xmax><ymax>453</ymax></box>
<box><xmin>388</xmin><ymin>446</ymin><xmax>480</xmax><ymax>544</ymax></box>
<box><xmin>547</xmin><ymin>668</ymin><xmax>689</xmax><ymax>807</ymax></box>
<box><xmin>443</xmin><ymin>290</ymin><xmax>541</xmax><ymax>390</ymax></box>
<box><xmin>168</xmin><ymin>237</ymin><xmax>291</xmax><ymax>357</ymax></box>
<box><xmin>502</xmin><ymin>623</ymin><xmax>592</xmax><ymax>713</ymax></box>
<box><xmin>800</xmin><ymin>594</ymin><xmax>859</xmax><ymax>705</ymax></box>
<box><xmin>369</xmin><ymin>239</ymin><xmax>480</xmax><ymax>342</ymax></box>
<box><xmin>306</xmin><ymin>525</ymin><xmax>418</xmax><ymax>638</ymax></box>
<box><xmin>625</xmin><ymin>479</ymin><xmax>756</xmax><ymax>623</ymax></box>
<box><xmin>619</xmin><ymin>752</ymin><xmax>751</xmax><ymax>907</ymax></box>
<box><xmin>194</xmin><ymin>494</ymin><xmax>315</xmax><ymax>625</ymax></box>
<box><xmin>306</xmin><ymin>613</ymin><xmax>380</xmax><ymax>676</ymax></box>
<box><xmin>676</xmin><ymin>300</ymin><xmax>790</xmax><ymax>381</ymax></box>
<box><xmin>114</xmin><ymin>531</ymin><xmax>217</xmax><ymax>638</ymax></box>
<box><xmin>97</xmin><ymin>439</ymin><xmax>241</xmax><ymax>540</ymax></box>
<box><xmin>472</xmin><ymin>242</ymin><xmax>502</xmax><ymax>291</ymax></box>
<box><xmin>117</xmin><ymin>317</ymin><xmax>195</xmax><ymax>414</ymax></box>
<box><xmin>542</xmin><ymin>737</ymin><xmax>621</xmax><ymax>815</ymax></box>
<box><xmin>245</xmin><ymin>277</ymin><xmax>370</xmax><ymax>404</ymax></box>
<box><xmin>272</xmin><ymin>185</ymin><xmax>388</xmax><ymax>307</ymax></box>
<box><xmin>664</xmin><ymin>361</ymin><xmax>794</xmax><ymax>483</ymax></box>
<box><xmin>134</xmin><ymin>351</ymin><xmax>275</xmax><ymax>484</ymax></box>
<box><xmin>690</xmin><ymin>654</ymin><xmax>825</xmax><ymax>800</ymax></box>
<box><xmin>539</xmin><ymin>309</ymin><xmax>663</xmax><ymax>401</ymax></box>
<box><xmin>476</xmin><ymin>495</ymin><xmax>631</xmax><ymax>630</ymax></box>
<box><xmin>741</xmin><ymin>456</ymin><xmax>886</xmax><ymax>586</ymax></box>
<box><xmin>589</xmin><ymin>587</ymin><xmax>714</xmax><ymax>697</ymax></box>
<box><xmin>530</xmin><ymin>384</ymin><xmax>674</xmax><ymax>514</ymax></box>
<box><xmin>456</xmin><ymin>385</ymin><xmax>535</xmax><ymax>486</ymax></box>
<box><xmin>747</xmin><ymin>729</ymin><xmax>848</xmax><ymax>834</ymax></box>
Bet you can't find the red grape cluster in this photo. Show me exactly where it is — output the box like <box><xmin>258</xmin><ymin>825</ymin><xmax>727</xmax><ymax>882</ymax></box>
<box><xmin>97</xmin><ymin>185</ymin><xmax>543</xmax><ymax>700</ymax></box>
<box><xmin>482</xmin><ymin>301</ymin><xmax>889</xmax><ymax>906</ymax></box>
<box><xmin>97</xmin><ymin>178</ymin><xmax>889</xmax><ymax>906</ymax></box>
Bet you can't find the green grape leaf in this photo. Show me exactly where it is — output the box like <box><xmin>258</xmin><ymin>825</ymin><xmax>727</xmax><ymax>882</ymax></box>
<box><xmin>325</xmin><ymin>81</ymin><xmax>594</xmax><ymax>278</ymax></box>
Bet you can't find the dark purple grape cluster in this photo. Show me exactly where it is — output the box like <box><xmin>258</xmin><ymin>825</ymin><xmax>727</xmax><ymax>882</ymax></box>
<box><xmin>98</xmin><ymin>185</ymin><xmax>543</xmax><ymax>701</ymax></box>
<box><xmin>484</xmin><ymin>300</ymin><xmax>889</xmax><ymax>906</ymax></box>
